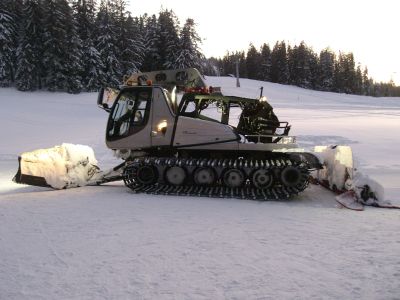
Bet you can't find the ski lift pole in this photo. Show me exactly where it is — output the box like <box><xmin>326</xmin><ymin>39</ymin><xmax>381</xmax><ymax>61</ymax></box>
<box><xmin>236</xmin><ymin>60</ymin><xmax>240</xmax><ymax>87</ymax></box>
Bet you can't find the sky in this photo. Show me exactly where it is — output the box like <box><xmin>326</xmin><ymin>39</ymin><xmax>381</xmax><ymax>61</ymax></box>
<box><xmin>128</xmin><ymin>0</ymin><xmax>400</xmax><ymax>85</ymax></box>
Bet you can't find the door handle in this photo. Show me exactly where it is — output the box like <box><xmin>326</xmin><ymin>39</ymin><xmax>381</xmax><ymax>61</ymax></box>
<box><xmin>151</xmin><ymin>131</ymin><xmax>158</xmax><ymax>137</ymax></box>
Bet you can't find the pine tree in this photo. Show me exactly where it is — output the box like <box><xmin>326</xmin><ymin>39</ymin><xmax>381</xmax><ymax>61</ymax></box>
<box><xmin>259</xmin><ymin>43</ymin><xmax>272</xmax><ymax>81</ymax></box>
<box><xmin>10</xmin><ymin>0</ymin><xmax>23</xmax><ymax>78</ymax></box>
<box><xmin>157</xmin><ymin>9</ymin><xmax>180</xmax><ymax>69</ymax></box>
<box><xmin>110</xmin><ymin>0</ymin><xmax>127</xmax><ymax>72</ymax></box>
<box><xmin>141</xmin><ymin>14</ymin><xmax>159</xmax><ymax>72</ymax></box>
<box><xmin>72</xmin><ymin>0</ymin><xmax>104</xmax><ymax>90</ymax></box>
<box><xmin>41</xmin><ymin>1</ymin><xmax>60</xmax><ymax>90</ymax></box>
<box><xmin>220</xmin><ymin>51</ymin><xmax>234</xmax><ymax>75</ymax></box>
<box><xmin>298</xmin><ymin>42</ymin><xmax>312</xmax><ymax>88</ymax></box>
<box><xmin>287</xmin><ymin>42</ymin><xmax>312</xmax><ymax>88</ymax></box>
<box><xmin>287</xmin><ymin>45</ymin><xmax>296</xmax><ymax>84</ymax></box>
<box><xmin>72</xmin><ymin>0</ymin><xmax>96</xmax><ymax>41</ymax></box>
<box><xmin>0</xmin><ymin>0</ymin><xmax>18</xmax><ymax>86</ymax></box>
<box><xmin>84</xmin><ymin>38</ymin><xmax>105</xmax><ymax>91</ymax></box>
<box><xmin>120</xmin><ymin>14</ymin><xmax>145</xmax><ymax>75</ymax></box>
<box><xmin>175</xmin><ymin>18</ymin><xmax>204</xmax><ymax>70</ymax></box>
<box><xmin>218</xmin><ymin>51</ymin><xmax>246</xmax><ymax>77</ymax></box>
<box><xmin>270</xmin><ymin>41</ymin><xmax>288</xmax><ymax>83</ymax></box>
<box><xmin>338</xmin><ymin>52</ymin><xmax>356</xmax><ymax>94</ymax></box>
<box><xmin>333</xmin><ymin>56</ymin><xmax>343</xmax><ymax>93</ymax></box>
<box><xmin>237</xmin><ymin>51</ymin><xmax>247</xmax><ymax>78</ymax></box>
<box><xmin>245</xmin><ymin>43</ymin><xmax>261</xmax><ymax>80</ymax></box>
<box><xmin>362</xmin><ymin>67</ymin><xmax>371</xmax><ymax>95</ymax></box>
<box><xmin>41</xmin><ymin>0</ymin><xmax>82</xmax><ymax>92</ymax></box>
<box><xmin>96</xmin><ymin>0</ymin><xmax>121</xmax><ymax>87</ymax></box>
<box><xmin>308</xmin><ymin>49</ymin><xmax>319</xmax><ymax>89</ymax></box>
<box><xmin>15</xmin><ymin>0</ymin><xmax>43</xmax><ymax>91</ymax></box>
<box><xmin>355</xmin><ymin>64</ymin><xmax>363</xmax><ymax>95</ymax></box>
<box><xmin>42</xmin><ymin>0</ymin><xmax>66</xmax><ymax>90</ymax></box>
<box><xmin>333</xmin><ymin>52</ymin><xmax>357</xmax><ymax>94</ymax></box>
<box><xmin>65</xmin><ymin>18</ymin><xmax>84</xmax><ymax>93</ymax></box>
<box><xmin>319</xmin><ymin>48</ymin><xmax>335</xmax><ymax>91</ymax></box>
<box><xmin>344</xmin><ymin>53</ymin><xmax>356</xmax><ymax>93</ymax></box>
<box><xmin>202</xmin><ymin>57</ymin><xmax>220</xmax><ymax>76</ymax></box>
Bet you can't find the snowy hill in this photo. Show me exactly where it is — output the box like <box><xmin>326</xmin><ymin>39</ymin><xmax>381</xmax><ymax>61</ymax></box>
<box><xmin>1</xmin><ymin>80</ymin><xmax>400</xmax><ymax>299</ymax></box>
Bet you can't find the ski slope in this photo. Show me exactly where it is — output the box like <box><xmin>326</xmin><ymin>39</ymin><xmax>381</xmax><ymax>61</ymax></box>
<box><xmin>1</xmin><ymin>79</ymin><xmax>400</xmax><ymax>299</ymax></box>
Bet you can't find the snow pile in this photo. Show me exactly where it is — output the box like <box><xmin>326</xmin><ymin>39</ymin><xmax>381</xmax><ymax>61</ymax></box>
<box><xmin>313</xmin><ymin>145</ymin><xmax>353</xmax><ymax>191</ymax></box>
<box><xmin>313</xmin><ymin>145</ymin><xmax>387</xmax><ymax>204</ymax></box>
<box><xmin>352</xmin><ymin>172</ymin><xmax>385</xmax><ymax>205</ymax></box>
<box><xmin>19</xmin><ymin>143</ymin><xmax>99</xmax><ymax>189</ymax></box>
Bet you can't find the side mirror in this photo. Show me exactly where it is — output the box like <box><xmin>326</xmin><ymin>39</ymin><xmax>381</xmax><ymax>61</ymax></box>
<box><xmin>97</xmin><ymin>87</ymin><xmax>107</xmax><ymax>110</ymax></box>
<box><xmin>97</xmin><ymin>87</ymin><xmax>120</xmax><ymax>112</ymax></box>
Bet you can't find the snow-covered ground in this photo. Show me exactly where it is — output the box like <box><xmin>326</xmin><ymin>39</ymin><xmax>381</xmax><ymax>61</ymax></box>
<box><xmin>1</xmin><ymin>79</ymin><xmax>400</xmax><ymax>299</ymax></box>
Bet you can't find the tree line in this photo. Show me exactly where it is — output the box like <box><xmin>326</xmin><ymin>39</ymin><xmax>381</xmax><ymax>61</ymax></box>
<box><xmin>210</xmin><ymin>42</ymin><xmax>400</xmax><ymax>97</ymax></box>
<box><xmin>0</xmin><ymin>0</ymin><xmax>203</xmax><ymax>93</ymax></box>
<box><xmin>0</xmin><ymin>0</ymin><xmax>398</xmax><ymax>97</ymax></box>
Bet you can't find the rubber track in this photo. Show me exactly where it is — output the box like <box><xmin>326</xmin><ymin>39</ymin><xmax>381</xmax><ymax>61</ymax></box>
<box><xmin>123</xmin><ymin>157</ymin><xmax>310</xmax><ymax>200</ymax></box>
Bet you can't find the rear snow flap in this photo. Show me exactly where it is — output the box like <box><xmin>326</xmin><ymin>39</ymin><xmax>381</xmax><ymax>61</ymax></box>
<box><xmin>13</xmin><ymin>143</ymin><xmax>100</xmax><ymax>189</ymax></box>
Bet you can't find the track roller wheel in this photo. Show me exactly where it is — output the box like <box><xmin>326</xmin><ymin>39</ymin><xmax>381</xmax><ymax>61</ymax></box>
<box><xmin>122</xmin><ymin>164</ymin><xmax>139</xmax><ymax>187</ymax></box>
<box><xmin>280</xmin><ymin>166</ymin><xmax>308</xmax><ymax>189</ymax></box>
<box><xmin>137</xmin><ymin>165</ymin><xmax>158</xmax><ymax>184</ymax></box>
<box><xmin>165</xmin><ymin>166</ymin><xmax>186</xmax><ymax>185</ymax></box>
<box><xmin>223</xmin><ymin>169</ymin><xmax>245</xmax><ymax>188</ymax></box>
<box><xmin>193</xmin><ymin>167</ymin><xmax>216</xmax><ymax>185</ymax></box>
<box><xmin>252</xmin><ymin>169</ymin><xmax>273</xmax><ymax>189</ymax></box>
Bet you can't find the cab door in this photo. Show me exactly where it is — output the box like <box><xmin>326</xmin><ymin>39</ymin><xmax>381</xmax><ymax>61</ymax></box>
<box><xmin>150</xmin><ymin>87</ymin><xmax>176</xmax><ymax>147</ymax></box>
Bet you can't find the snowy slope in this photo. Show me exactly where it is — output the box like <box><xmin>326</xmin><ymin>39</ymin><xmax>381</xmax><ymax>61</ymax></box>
<box><xmin>1</xmin><ymin>81</ymin><xmax>400</xmax><ymax>299</ymax></box>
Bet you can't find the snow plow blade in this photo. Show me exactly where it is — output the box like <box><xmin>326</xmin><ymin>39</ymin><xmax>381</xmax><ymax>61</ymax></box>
<box><xmin>13</xmin><ymin>156</ymin><xmax>52</xmax><ymax>188</ymax></box>
<box><xmin>12</xmin><ymin>143</ymin><xmax>103</xmax><ymax>189</ymax></box>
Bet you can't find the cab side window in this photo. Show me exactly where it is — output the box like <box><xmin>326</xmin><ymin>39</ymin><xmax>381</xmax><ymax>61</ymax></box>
<box><xmin>107</xmin><ymin>88</ymin><xmax>152</xmax><ymax>139</ymax></box>
<box><xmin>133</xmin><ymin>90</ymin><xmax>150</xmax><ymax>125</ymax></box>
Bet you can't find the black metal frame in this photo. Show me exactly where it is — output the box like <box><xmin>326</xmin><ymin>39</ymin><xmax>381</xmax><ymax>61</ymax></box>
<box><xmin>176</xmin><ymin>92</ymin><xmax>291</xmax><ymax>145</ymax></box>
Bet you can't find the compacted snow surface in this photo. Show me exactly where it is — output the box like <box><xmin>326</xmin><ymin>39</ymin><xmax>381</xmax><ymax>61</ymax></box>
<box><xmin>1</xmin><ymin>79</ymin><xmax>400</xmax><ymax>299</ymax></box>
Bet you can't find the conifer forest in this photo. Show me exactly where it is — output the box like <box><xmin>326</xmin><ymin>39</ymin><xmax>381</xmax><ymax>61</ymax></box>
<box><xmin>1</xmin><ymin>0</ymin><xmax>399</xmax><ymax>96</ymax></box>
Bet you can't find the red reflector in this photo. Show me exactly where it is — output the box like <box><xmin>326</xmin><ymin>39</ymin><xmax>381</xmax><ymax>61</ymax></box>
<box><xmin>184</xmin><ymin>86</ymin><xmax>210</xmax><ymax>94</ymax></box>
